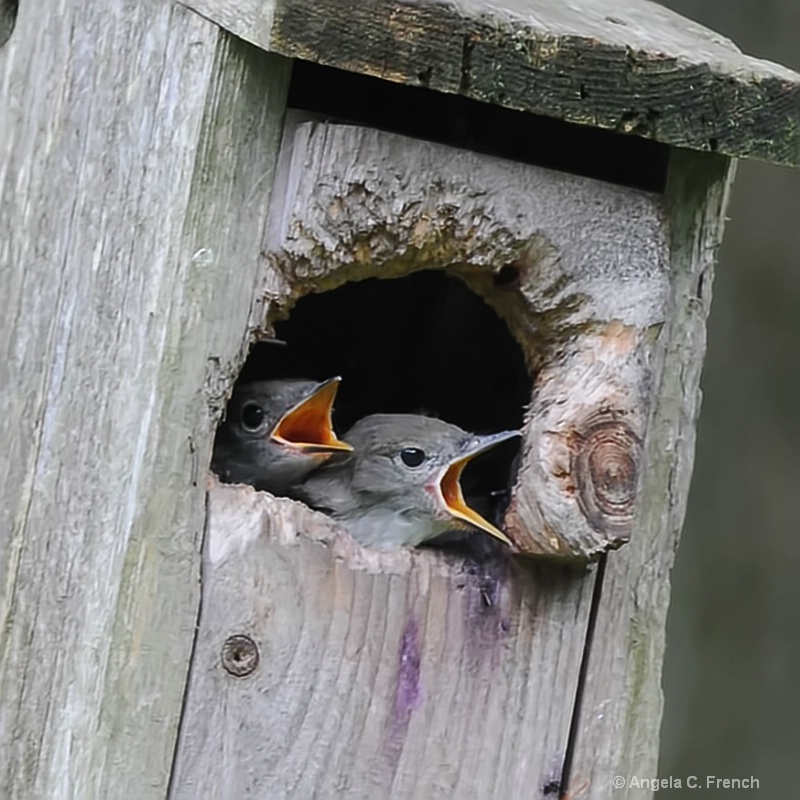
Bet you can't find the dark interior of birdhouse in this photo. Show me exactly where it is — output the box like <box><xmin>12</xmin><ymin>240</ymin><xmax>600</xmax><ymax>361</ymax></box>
<box><xmin>288</xmin><ymin>61</ymin><xmax>670</xmax><ymax>192</ymax></box>
<box><xmin>231</xmin><ymin>270</ymin><xmax>531</xmax><ymax>545</ymax></box>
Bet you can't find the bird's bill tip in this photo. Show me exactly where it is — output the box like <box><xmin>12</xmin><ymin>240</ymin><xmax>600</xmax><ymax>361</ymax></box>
<box><xmin>270</xmin><ymin>377</ymin><xmax>352</xmax><ymax>452</ymax></box>
<box><xmin>434</xmin><ymin>429</ymin><xmax>520</xmax><ymax>545</ymax></box>
<box><xmin>464</xmin><ymin>428</ymin><xmax>521</xmax><ymax>455</ymax></box>
<box><xmin>438</xmin><ymin>460</ymin><xmax>512</xmax><ymax>545</ymax></box>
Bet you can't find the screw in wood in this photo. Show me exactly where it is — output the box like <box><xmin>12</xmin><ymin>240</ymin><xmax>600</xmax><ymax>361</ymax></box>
<box><xmin>221</xmin><ymin>634</ymin><xmax>260</xmax><ymax>677</ymax></box>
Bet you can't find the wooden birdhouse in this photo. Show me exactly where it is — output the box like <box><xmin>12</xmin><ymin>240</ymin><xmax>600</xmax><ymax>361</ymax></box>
<box><xmin>2</xmin><ymin>1</ymin><xmax>799</xmax><ymax>799</ymax></box>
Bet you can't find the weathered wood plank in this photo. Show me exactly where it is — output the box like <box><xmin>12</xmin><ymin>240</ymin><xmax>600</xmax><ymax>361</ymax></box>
<box><xmin>171</xmin><ymin>483</ymin><xmax>597</xmax><ymax>799</ymax></box>
<box><xmin>262</xmin><ymin>119</ymin><xmax>669</xmax><ymax>558</ymax></box>
<box><xmin>0</xmin><ymin>2</ymin><xmax>291</xmax><ymax>796</ymax></box>
<box><xmin>564</xmin><ymin>151</ymin><xmax>736</xmax><ymax>798</ymax></box>
<box><xmin>171</xmin><ymin>117</ymin><xmax>689</xmax><ymax>797</ymax></box>
<box><xmin>179</xmin><ymin>0</ymin><xmax>800</xmax><ymax>167</ymax></box>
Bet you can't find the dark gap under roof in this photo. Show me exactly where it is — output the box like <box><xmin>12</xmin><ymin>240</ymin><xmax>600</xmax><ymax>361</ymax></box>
<box><xmin>289</xmin><ymin>60</ymin><xmax>671</xmax><ymax>193</ymax></box>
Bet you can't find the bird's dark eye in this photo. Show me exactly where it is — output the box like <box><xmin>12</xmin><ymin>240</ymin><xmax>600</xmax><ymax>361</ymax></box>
<box><xmin>400</xmin><ymin>447</ymin><xmax>426</xmax><ymax>468</ymax></box>
<box><xmin>240</xmin><ymin>403</ymin><xmax>265</xmax><ymax>431</ymax></box>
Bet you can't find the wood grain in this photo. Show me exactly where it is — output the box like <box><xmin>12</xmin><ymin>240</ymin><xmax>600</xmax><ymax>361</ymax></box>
<box><xmin>171</xmin><ymin>483</ymin><xmax>597</xmax><ymax>799</ymax></box>
<box><xmin>564</xmin><ymin>151</ymin><xmax>736</xmax><ymax>799</ymax></box>
<box><xmin>180</xmin><ymin>0</ymin><xmax>800</xmax><ymax>166</ymax></box>
<box><xmin>0</xmin><ymin>3</ymin><xmax>291</xmax><ymax>796</ymax></box>
<box><xmin>170</xmin><ymin>125</ymin><xmax>733</xmax><ymax>800</ymax></box>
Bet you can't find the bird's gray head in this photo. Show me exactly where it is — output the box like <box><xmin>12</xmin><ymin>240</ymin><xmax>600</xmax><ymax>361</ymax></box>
<box><xmin>221</xmin><ymin>378</ymin><xmax>351</xmax><ymax>451</ymax></box>
<box><xmin>340</xmin><ymin>414</ymin><xmax>519</xmax><ymax>545</ymax></box>
<box><xmin>211</xmin><ymin>377</ymin><xmax>352</xmax><ymax>490</ymax></box>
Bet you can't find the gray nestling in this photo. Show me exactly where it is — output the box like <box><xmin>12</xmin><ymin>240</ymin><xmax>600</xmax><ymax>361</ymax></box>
<box><xmin>295</xmin><ymin>413</ymin><xmax>519</xmax><ymax>549</ymax></box>
<box><xmin>211</xmin><ymin>377</ymin><xmax>352</xmax><ymax>495</ymax></box>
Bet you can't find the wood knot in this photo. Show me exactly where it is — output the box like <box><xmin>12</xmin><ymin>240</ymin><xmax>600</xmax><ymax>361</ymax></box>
<box><xmin>569</xmin><ymin>412</ymin><xmax>641</xmax><ymax>540</ymax></box>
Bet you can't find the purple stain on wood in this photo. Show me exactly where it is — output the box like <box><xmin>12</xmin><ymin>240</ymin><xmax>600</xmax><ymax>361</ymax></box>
<box><xmin>396</xmin><ymin>620</ymin><xmax>421</xmax><ymax>713</ymax></box>
<box><xmin>385</xmin><ymin>618</ymin><xmax>421</xmax><ymax>768</ymax></box>
<box><xmin>463</xmin><ymin>558</ymin><xmax>514</xmax><ymax>673</ymax></box>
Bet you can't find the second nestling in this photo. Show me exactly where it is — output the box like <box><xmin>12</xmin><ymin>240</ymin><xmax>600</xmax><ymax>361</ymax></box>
<box><xmin>211</xmin><ymin>377</ymin><xmax>519</xmax><ymax>550</ymax></box>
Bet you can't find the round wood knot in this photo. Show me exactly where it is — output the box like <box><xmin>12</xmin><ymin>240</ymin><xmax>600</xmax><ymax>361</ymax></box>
<box><xmin>221</xmin><ymin>634</ymin><xmax>260</xmax><ymax>677</ymax></box>
<box><xmin>570</xmin><ymin>413</ymin><xmax>641</xmax><ymax>538</ymax></box>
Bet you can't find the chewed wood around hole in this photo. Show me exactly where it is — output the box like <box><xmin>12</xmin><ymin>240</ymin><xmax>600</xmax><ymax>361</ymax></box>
<box><xmin>213</xmin><ymin>115</ymin><xmax>670</xmax><ymax>560</ymax></box>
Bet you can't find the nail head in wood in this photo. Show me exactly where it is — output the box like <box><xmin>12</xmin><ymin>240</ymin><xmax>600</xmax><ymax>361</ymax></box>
<box><xmin>221</xmin><ymin>635</ymin><xmax>260</xmax><ymax>677</ymax></box>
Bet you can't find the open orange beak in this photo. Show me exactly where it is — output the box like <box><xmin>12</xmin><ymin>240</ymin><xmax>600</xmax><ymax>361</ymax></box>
<box><xmin>435</xmin><ymin>430</ymin><xmax>520</xmax><ymax>545</ymax></box>
<box><xmin>270</xmin><ymin>377</ymin><xmax>353</xmax><ymax>455</ymax></box>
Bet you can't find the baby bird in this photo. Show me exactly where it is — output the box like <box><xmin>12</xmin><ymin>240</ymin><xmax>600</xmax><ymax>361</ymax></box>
<box><xmin>211</xmin><ymin>377</ymin><xmax>352</xmax><ymax>495</ymax></box>
<box><xmin>295</xmin><ymin>413</ymin><xmax>519</xmax><ymax>549</ymax></box>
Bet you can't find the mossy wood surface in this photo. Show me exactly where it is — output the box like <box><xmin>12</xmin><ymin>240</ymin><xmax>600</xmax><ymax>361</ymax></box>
<box><xmin>181</xmin><ymin>0</ymin><xmax>800</xmax><ymax>166</ymax></box>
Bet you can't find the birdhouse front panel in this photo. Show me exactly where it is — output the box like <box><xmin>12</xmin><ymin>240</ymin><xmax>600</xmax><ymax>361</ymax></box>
<box><xmin>260</xmin><ymin>116</ymin><xmax>669</xmax><ymax>559</ymax></box>
<box><xmin>171</xmin><ymin>482</ymin><xmax>597</xmax><ymax>799</ymax></box>
<box><xmin>171</xmin><ymin>114</ymin><xmax>676</xmax><ymax>798</ymax></box>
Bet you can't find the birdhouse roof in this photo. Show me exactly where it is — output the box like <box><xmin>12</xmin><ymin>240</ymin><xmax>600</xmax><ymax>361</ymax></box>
<box><xmin>186</xmin><ymin>0</ymin><xmax>800</xmax><ymax>167</ymax></box>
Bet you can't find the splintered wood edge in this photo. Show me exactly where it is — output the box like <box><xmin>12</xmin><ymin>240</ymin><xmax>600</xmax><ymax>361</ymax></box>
<box><xmin>181</xmin><ymin>0</ymin><xmax>800</xmax><ymax>166</ymax></box>
<box><xmin>207</xmin><ymin>480</ymin><xmax>483</xmax><ymax>577</ymax></box>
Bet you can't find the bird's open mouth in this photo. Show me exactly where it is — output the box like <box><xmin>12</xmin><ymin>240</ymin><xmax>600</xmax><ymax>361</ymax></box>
<box><xmin>271</xmin><ymin>377</ymin><xmax>353</xmax><ymax>454</ymax></box>
<box><xmin>435</xmin><ymin>430</ymin><xmax>520</xmax><ymax>546</ymax></box>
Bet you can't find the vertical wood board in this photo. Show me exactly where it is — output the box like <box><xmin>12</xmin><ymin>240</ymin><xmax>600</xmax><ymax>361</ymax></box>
<box><xmin>564</xmin><ymin>151</ymin><xmax>737</xmax><ymax>799</ymax></box>
<box><xmin>171</xmin><ymin>486</ymin><xmax>597</xmax><ymax>799</ymax></box>
<box><xmin>0</xmin><ymin>3</ymin><xmax>291</xmax><ymax>797</ymax></box>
